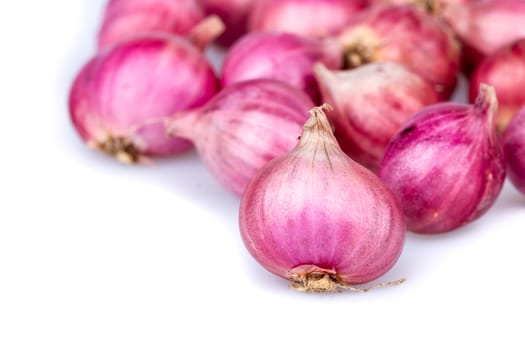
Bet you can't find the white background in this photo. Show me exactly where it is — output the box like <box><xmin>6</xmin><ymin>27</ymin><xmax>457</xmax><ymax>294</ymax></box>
<box><xmin>1</xmin><ymin>1</ymin><xmax>524</xmax><ymax>349</ymax></box>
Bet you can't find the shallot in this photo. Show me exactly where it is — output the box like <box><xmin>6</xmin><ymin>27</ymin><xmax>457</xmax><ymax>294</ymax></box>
<box><xmin>221</xmin><ymin>32</ymin><xmax>342</xmax><ymax>103</ymax></box>
<box><xmin>442</xmin><ymin>0</ymin><xmax>525</xmax><ymax>70</ymax></box>
<box><xmin>248</xmin><ymin>0</ymin><xmax>368</xmax><ymax>40</ymax></box>
<box><xmin>69</xmin><ymin>33</ymin><xmax>218</xmax><ymax>163</ymax></box>
<box><xmin>469</xmin><ymin>39</ymin><xmax>525</xmax><ymax>132</ymax></box>
<box><xmin>165</xmin><ymin>79</ymin><xmax>314</xmax><ymax>195</ymax></box>
<box><xmin>335</xmin><ymin>4</ymin><xmax>461</xmax><ymax>100</ymax></box>
<box><xmin>199</xmin><ymin>0</ymin><xmax>256</xmax><ymax>46</ymax></box>
<box><xmin>367</xmin><ymin>0</ymin><xmax>474</xmax><ymax>14</ymax></box>
<box><xmin>314</xmin><ymin>62</ymin><xmax>439</xmax><ymax>171</ymax></box>
<box><xmin>97</xmin><ymin>0</ymin><xmax>205</xmax><ymax>49</ymax></box>
<box><xmin>503</xmin><ymin>106</ymin><xmax>525</xmax><ymax>195</ymax></box>
<box><xmin>239</xmin><ymin>105</ymin><xmax>406</xmax><ymax>292</ymax></box>
<box><xmin>379</xmin><ymin>84</ymin><xmax>506</xmax><ymax>234</ymax></box>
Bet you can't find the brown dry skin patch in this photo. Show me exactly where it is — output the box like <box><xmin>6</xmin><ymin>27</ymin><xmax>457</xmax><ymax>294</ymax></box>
<box><xmin>413</xmin><ymin>0</ymin><xmax>440</xmax><ymax>14</ymax></box>
<box><xmin>339</xmin><ymin>27</ymin><xmax>381</xmax><ymax>70</ymax></box>
<box><xmin>343</xmin><ymin>41</ymin><xmax>375</xmax><ymax>69</ymax></box>
<box><xmin>98</xmin><ymin>136</ymin><xmax>142</xmax><ymax>164</ymax></box>
<box><xmin>290</xmin><ymin>271</ymin><xmax>406</xmax><ymax>293</ymax></box>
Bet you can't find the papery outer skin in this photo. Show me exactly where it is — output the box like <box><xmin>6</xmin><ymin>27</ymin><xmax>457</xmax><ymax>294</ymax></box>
<box><xmin>336</xmin><ymin>4</ymin><xmax>461</xmax><ymax>100</ymax></box>
<box><xmin>469</xmin><ymin>39</ymin><xmax>525</xmax><ymax>132</ymax></box>
<box><xmin>379</xmin><ymin>87</ymin><xmax>506</xmax><ymax>234</ymax></box>
<box><xmin>97</xmin><ymin>0</ymin><xmax>205</xmax><ymax>49</ymax></box>
<box><xmin>221</xmin><ymin>32</ymin><xmax>342</xmax><ymax>103</ymax></box>
<box><xmin>314</xmin><ymin>62</ymin><xmax>439</xmax><ymax>171</ymax></box>
<box><xmin>442</xmin><ymin>0</ymin><xmax>525</xmax><ymax>69</ymax></box>
<box><xmin>167</xmin><ymin>79</ymin><xmax>314</xmax><ymax>195</ymax></box>
<box><xmin>504</xmin><ymin>107</ymin><xmax>525</xmax><ymax>195</ymax></box>
<box><xmin>239</xmin><ymin>110</ymin><xmax>405</xmax><ymax>285</ymax></box>
<box><xmin>248</xmin><ymin>0</ymin><xmax>368</xmax><ymax>40</ymax></box>
<box><xmin>199</xmin><ymin>0</ymin><xmax>256</xmax><ymax>47</ymax></box>
<box><xmin>69</xmin><ymin>34</ymin><xmax>218</xmax><ymax>158</ymax></box>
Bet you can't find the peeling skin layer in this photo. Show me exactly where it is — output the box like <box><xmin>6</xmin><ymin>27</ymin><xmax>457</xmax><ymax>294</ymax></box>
<box><xmin>379</xmin><ymin>87</ymin><xmax>505</xmax><ymax>233</ymax></box>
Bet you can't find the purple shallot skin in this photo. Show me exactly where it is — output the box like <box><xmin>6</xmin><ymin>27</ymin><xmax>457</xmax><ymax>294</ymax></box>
<box><xmin>379</xmin><ymin>84</ymin><xmax>506</xmax><ymax>234</ymax></box>
<box><xmin>442</xmin><ymin>0</ymin><xmax>525</xmax><ymax>70</ymax></box>
<box><xmin>97</xmin><ymin>0</ymin><xmax>205</xmax><ymax>50</ymax></box>
<box><xmin>166</xmin><ymin>79</ymin><xmax>314</xmax><ymax>196</ymax></box>
<box><xmin>313</xmin><ymin>62</ymin><xmax>439</xmax><ymax>171</ymax></box>
<box><xmin>469</xmin><ymin>39</ymin><xmax>525</xmax><ymax>132</ymax></box>
<box><xmin>199</xmin><ymin>0</ymin><xmax>256</xmax><ymax>47</ymax></box>
<box><xmin>221</xmin><ymin>31</ymin><xmax>342</xmax><ymax>103</ymax></box>
<box><xmin>504</xmin><ymin>106</ymin><xmax>525</xmax><ymax>195</ymax></box>
<box><xmin>239</xmin><ymin>106</ymin><xmax>406</xmax><ymax>291</ymax></box>
<box><xmin>248</xmin><ymin>0</ymin><xmax>368</xmax><ymax>40</ymax></box>
<box><xmin>336</xmin><ymin>4</ymin><xmax>461</xmax><ymax>100</ymax></box>
<box><xmin>69</xmin><ymin>34</ymin><xmax>218</xmax><ymax>162</ymax></box>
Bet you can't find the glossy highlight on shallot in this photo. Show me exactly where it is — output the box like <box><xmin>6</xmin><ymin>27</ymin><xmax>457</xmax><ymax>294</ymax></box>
<box><xmin>69</xmin><ymin>34</ymin><xmax>218</xmax><ymax>163</ymax></box>
<box><xmin>165</xmin><ymin>79</ymin><xmax>315</xmax><ymax>196</ymax></box>
<box><xmin>239</xmin><ymin>105</ymin><xmax>406</xmax><ymax>292</ymax></box>
<box><xmin>314</xmin><ymin>62</ymin><xmax>439</xmax><ymax>171</ymax></box>
<box><xmin>379</xmin><ymin>84</ymin><xmax>506</xmax><ymax>234</ymax></box>
<box><xmin>221</xmin><ymin>31</ymin><xmax>342</xmax><ymax>102</ymax></box>
<box><xmin>504</xmin><ymin>106</ymin><xmax>525</xmax><ymax>196</ymax></box>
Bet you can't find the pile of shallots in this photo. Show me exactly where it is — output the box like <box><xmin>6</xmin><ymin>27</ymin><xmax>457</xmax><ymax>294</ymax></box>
<box><xmin>69</xmin><ymin>0</ymin><xmax>525</xmax><ymax>293</ymax></box>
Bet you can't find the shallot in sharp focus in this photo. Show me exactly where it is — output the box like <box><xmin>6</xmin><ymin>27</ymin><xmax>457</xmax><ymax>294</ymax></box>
<box><xmin>249</xmin><ymin>0</ymin><xmax>368</xmax><ymax>40</ymax></box>
<box><xmin>335</xmin><ymin>4</ymin><xmax>461</xmax><ymax>100</ymax></box>
<box><xmin>239</xmin><ymin>105</ymin><xmax>406</xmax><ymax>292</ymax></box>
<box><xmin>379</xmin><ymin>84</ymin><xmax>506</xmax><ymax>234</ymax></box>
<box><xmin>69</xmin><ymin>33</ymin><xmax>219</xmax><ymax>163</ymax></box>
<box><xmin>504</xmin><ymin>106</ymin><xmax>525</xmax><ymax>196</ymax></box>
<box><xmin>314</xmin><ymin>62</ymin><xmax>439</xmax><ymax>171</ymax></box>
<box><xmin>469</xmin><ymin>39</ymin><xmax>525</xmax><ymax>132</ymax></box>
<box><xmin>165</xmin><ymin>79</ymin><xmax>314</xmax><ymax>196</ymax></box>
<box><xmin>221</xmin><ymin>31</ymin><xmax>342</xmax><ymax>103</ymax></box>
<box><xmin>97</xmin><ymin>0</ymin><xmax>205</xmax><ymax>49</ymax></box>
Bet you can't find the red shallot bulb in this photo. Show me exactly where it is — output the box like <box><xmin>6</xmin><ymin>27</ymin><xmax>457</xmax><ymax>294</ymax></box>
<box><xmin>442</xmin><ymin>0</ymin><xmax>525</xmax><ymax>69</ymax></box>
<box><xmin>367</xmin><ymin>0</ymin><xmax>474</xmax><ymax>14</ymax></box>
<box><xmin>379</xmin><ymin>84</ymin><xmax>506</xmax><ymax>234</ymax></box>
<box><xmin>69</xmin><ymin>34</ymin><xmax>218</xmax><ymax>163</ymax></box>
<box><xmin>221</xmin><ymin>32</ymin><xmax>342</xmax><ymax>103</ymax></box>
<box><xmin>239</xmin><ymin>105</ymin><xmax>406</xmax><ymax>292</ymax></box>
<box><xmin>199</xmin><ymin>0</ymin><xmax>256</xmax><ymax>47</ymax></box>
<box><xmin>336</xmin><ymin>4</ymin><xmax>461</xmax><ymax>100</ymax></box>
<box><xmin>248</xmin><ymin>0</ymin><xmax>368</xmax><ymax>40</ymax></box>
<box><xmin>469</xmin><ymin>39</ymin><xmax>525</xmax><ymax>132</ymax></box>
<box><xmin>503</xmin><ymin>106</ymin><xmax>525</xmax><ymax>195</ymax></box>
<box><xmin>97</xmin><ymin>0</ymin><xmax>205</xmax><ymax>49</ymax></box>
<box><xmin>166</xmin><ymin>79</ymin><xmax>314</xmax><ymax>195</ymax></box>
<box><xmin>314</xmin><ymin>62</ymin><xmax>439</xmax><ymax>171</ymax></box>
